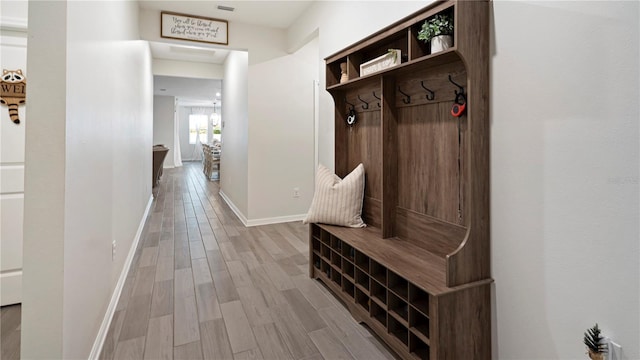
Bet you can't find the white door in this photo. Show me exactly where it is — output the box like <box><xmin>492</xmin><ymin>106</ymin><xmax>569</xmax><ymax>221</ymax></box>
<box><xmin>0</xmin><ymin>23</ymin><xmax>27</xmax><ymax>305</ymax></box>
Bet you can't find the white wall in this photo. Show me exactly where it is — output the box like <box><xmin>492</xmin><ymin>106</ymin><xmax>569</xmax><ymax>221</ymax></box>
<box><xmin>289</xmin><ymin>1</ymin><xmax>640</xmax><ymax>359</ymax></box>
<box><xmin>0</xmin><ymin>0</ymin><xmax>28</xmax><ymax>306</ymax></box>
<box><xmin>287</xmin><ymin>1</ymin><xmax>426</xmax><ymax>170</ymax></box>
<box><xmin>153</xmin><ymin>58</ymin><xmax>224</xmax><ymax>79</ymax></box>
<box><xmin>23</xmin><ymin>1</ymin><xmax>153</xmax><ymax>358</ymax></box>
<box><xmin>491</xmin><ymin>2</ymin><xmax>638</xmax><ymax>359</ymax></box>
<box><xmin>153</xmin><ymin>95</ymin><xmax>176</xmax><ymax>167</ymax></box>
<box><xmin>221</xmin><ymin>51</ymin><xmax>249</xmax><ymax>218</ymax></box>
<box><xmin>247</xmin><ymin>36</ymin><xmax>318</xmax><ymax>222</ymax></box>
<box><xmin>141</xmin><ymin>10</ymin><xmax>318</xmax><ymax>224</ymax></box>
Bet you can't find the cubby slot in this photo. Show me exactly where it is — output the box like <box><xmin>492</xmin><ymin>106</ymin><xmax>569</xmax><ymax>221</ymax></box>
<box><xmin>326</xmin><ymin>57</ymin><xmax>347</xmax><ymax>87</ymax></box>
<box><xmin>409</xmin><ymin>6</ymin><xmax>455</xmax><ymax>60</ymax></box>
<box><xmin>311</xmin><ymin>225</ymin><xmax>321</xmax><ymax>239</ymax></box>
<box><xmin>389</xmin><ymin>316</ymin><xmax>409</xmax><ymax>347</ymax></box>
<box><xmin>355</xmin><ymin>287</ymin><xmax>370</xmax><ymax>312</ymax></box>
<box><xmin>410</xmin><ymin>333</ymin><xmax>430</xmax><ymax>360</ymax></box>
<box><xmin>409</xmin><ymin>284</ymin><xmax>430</xmax><ymax>316</ymax></box>
<box><xmin>331</xmin><ymin>236</ymin><xmax>342</xmax><ymax>252</ymax></box>
<box><xmin>371</xmin><ymin>301</ymin><xmax>387</xmax><ymax>328</ymax></box>
<box><xmin>342</xmin><ymin>243</ymin><xmax>355</xmax><ymax>262</ymax></box>
<box><xmin>342</xmin><ymin>277</ymin><xmax>355</xmax><ymax>300</ymax></box>
<box><xmin>321</xmin><ymin>244</ymin><xmax>331</xmax><ymax>260</ymax></box>
<box><xmin>312</xmin><ymin>239</ymin><xmax>321</xmax><ymax>254</ymax></box>
<box><xmin>355</xmin><ymin>251</ymin><xmax>370</xmax><ymax>272</ymax></box>
<box><xmin>343</xmin><ymin>260</ymin><xmax>355</xmax><ymax>281</ymax></box>
<box><xmin>320</xmin><ymin>259</ymin><xmax>331</xmax><ymax>278</ymax></box>
<box><xmin>355</xmin><ymin>268</ymin><xmax>370</xmax><ymax>292</ymax></box>
<box><xmin>371</xmin><ymin>279</ymin><xmax>387</xmax><ymax>307</ymax></box>
<box><xmin>389</xmin><ymin>292</ymin><xmax>409</xmax><ymax>323</ymax></box>
<box><xmin>389</xmin><ymin>271</ymin><xmax>409</xmax><ymax>301</ymax></box>
<box><xmin>410</xmin><ymin>307</ymin><xmax>430</xmax><ymax>340</ymax></box>
<box><xmin>331</xmin><ymin>249</ymin><xmax>341</xmax><ymax>268</ymax></box>
<box><xmin>331</xmin><ymin>267</ymin><xmax>342</xmax><ymax>287</ymax></box>
<box><xmin>312</xmin><ymin>253</ymin><xmax>321</xmax><ymax>271</ymax></box>
<box><xmin>320</xmin><ymin>230</ymin><xmax>330</xmax><ymax>245</ymax></box>
<box><xmin>370</xmin><ymin>259</ymin><xmax>387</xmax><ymax>284</ymax></box>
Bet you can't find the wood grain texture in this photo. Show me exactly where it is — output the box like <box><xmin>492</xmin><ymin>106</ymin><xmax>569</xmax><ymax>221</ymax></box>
<box><xmin>113</xmin><ymin>336</ymin><xmax>145</xmax><ymax>360</ymax></box>
<box><xmin>92</xmin><ymin>163</ymin><xmax>395</xmax><ymax>360</ymax></box>
<box><xmin>144</xmin><ymin>315</ymin><xmax>173</xmax><ymax>360</ymax></box>
<box><xmin>220</xmin><ymin>300</ymin><xmax>258</xmax><ymax>354</ymax></box>
<box><xmin>200</xmin><ymin>319</ymin><xmax>233</xmax><ymax>360</ymax></box>
<box><xmin>253</xmin><ymin>323</ymin><xmax>295</xmax><ymax>360</ymax></box>
<box><xmin>446</xmin><ymin>0</ymin><xmax>491</xmax><ymax>287</ymax></box>
<box><xmin>0</xmin><ymin>305</ymin><xmax>21</xmax><ymax>360</ymax></box>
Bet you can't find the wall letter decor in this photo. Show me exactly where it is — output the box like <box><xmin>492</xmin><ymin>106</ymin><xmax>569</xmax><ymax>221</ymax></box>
<box><xmin>0</xmin><ymin>69</ymin><xmax>26</xmax><ymax>124</ymax></box>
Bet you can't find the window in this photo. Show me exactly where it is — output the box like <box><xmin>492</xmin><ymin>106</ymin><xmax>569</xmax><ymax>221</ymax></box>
<box><xmin>189</xmin><ymin>114</ymin><xmax>208</xmax><ymax>144</ymax></box>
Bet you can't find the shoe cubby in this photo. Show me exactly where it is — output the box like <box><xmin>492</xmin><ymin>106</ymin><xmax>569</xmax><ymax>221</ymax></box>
<box><xmin>409</xmin><ymin>284</ymin><xmax>429</xmax><ymax>315</ymax></box>
<box><xmin>342</xmin><ymin>277</ymin><xmax>355</xmax><ymax>300</ymax></box>
<box><xmin>389</xmin><ymin>271</ymin><xmax>409</xmax><ymax>301</ymax></box>
<box><xmin>355</xmin><ymin>250</ymin><xmax>370</xmax><ymax>272</ymax></box>
<box><xmin>409</xmin><ymin>333</ymin><xmax>430</xmax><ymax>360</ymax></box>
<box><xmin>342</xmin><ymin>243</ymin><xmax>355</xmax><ymax>262</ymax></box>
<box><xmin>355</xmin><ymin>287</ymin><xmax>370</xmax><ymax>312</ymax></box>
<box><xmin>343</xmin><ymin>260</ymin><xmax>355</xmax><ymax>281</ymax></box>
<box><xmin>320</xmin><ymin>243</ymin><xmax>331</xmax><ymax>260</ymax></box>
<box><xmin>331</xmin><ymin>249</ymin><xmax>341</xmax><ymax>268</ymax></box>
<box><xmin>371</xmin><ymin>300</ymin><xmax>387</xmax><ymax>328</ymax></box>
<box><xmin>355</xmin><ymin>267</ymin><xmax>370</xmax><ymax>292</ymax></box>
<box><xmin>331</xmin><ymin>266</ymin><xmax>342</xmax><ymax>287</ymax></box>
<box><xmin>309</xmin><ymin>223</ymin><xmax>491</xmax><ymax>360</ymax></box>
<box><xmin>389</xmin><ymin>291</ymin><xmax>409</xmax><ymax>324</ymax></box>
<box><xmin>371</xmin><ymin>259</ymin><xmax>387</xmax><ymax>284</ymax></box>
<box><xmin>371</xmin><ymin>278</ymin><xmax>387</xmax><ymax>307</ymax></box>
<box><xmin>409</xmin><ymin>307</ymin><xmax>429</xmax><ymax>340</ymax></box>
<box><xmin>389</xmin><ymin>316</ymin><xmax>409</xmax><ymax>347</ymax></box>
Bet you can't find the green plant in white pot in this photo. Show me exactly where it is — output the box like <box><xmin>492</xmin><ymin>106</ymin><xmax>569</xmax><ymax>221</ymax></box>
<box><xmin>417</xmin><ymin>14</ymin><xmax>454</xmax><ymax>54</ymax></box>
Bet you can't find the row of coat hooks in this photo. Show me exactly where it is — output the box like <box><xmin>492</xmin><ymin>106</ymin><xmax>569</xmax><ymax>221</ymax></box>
<box><xmin>345</xmin><ymin>75</ymin><xmax>465</xmax><ymax>110</ymax></box>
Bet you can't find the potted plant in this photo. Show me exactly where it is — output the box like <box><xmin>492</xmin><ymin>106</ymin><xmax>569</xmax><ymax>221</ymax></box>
<box><xmin>417</xmin><ymin>14</ymin><xmax>454</xmax><ymax>54</ymax></box>
<box><xmin>583</xmin><ymin>324</ymin><xmax>607</xmax><ymax>360</ymax></box>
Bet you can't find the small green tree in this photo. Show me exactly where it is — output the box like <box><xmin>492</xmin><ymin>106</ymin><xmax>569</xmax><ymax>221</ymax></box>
<box><xmin>583</xmin><ymin>323</ymin><xmax>607</xmax><ymax>356</ymax></box>
<box><xmin>417</xmin><ymin>14</ymin><xmax>454</xmax><ymax>43</ymax></box>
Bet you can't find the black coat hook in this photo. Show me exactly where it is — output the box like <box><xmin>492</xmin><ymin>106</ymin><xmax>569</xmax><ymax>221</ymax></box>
<box><xmin>344</xmin><ymin>98</ymin><xmax>355</xmax><ymax>111</ymax></box>
<box><xmin>372</xmin><ymin>91</ymin><xmax>381</xmax><ymax>108</ymax></box>
<box><xmin>357</xmin><ymin>95</ymin><xmax>369</xmax><ymax>110</ymax></box>
<box><xmin>398</xmin><ymin>86</ymin><xmax>411</xmax><ymax>104</ymax></box>
<box><xmin>448</xmin><ymin>74</ymin><xmax>465</xmax><ymax>96</ymax></box>
<box><xmin>420</xmin><ymin>81</ymin><xmax>435</xmax><ymax>100</ymax></box>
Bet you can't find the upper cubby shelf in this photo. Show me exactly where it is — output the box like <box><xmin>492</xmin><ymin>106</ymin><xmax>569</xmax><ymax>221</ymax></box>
<box><xmin>325</xmin><ymin>1</ymin><xmax>457</xmax><ymax>89</ymax></box>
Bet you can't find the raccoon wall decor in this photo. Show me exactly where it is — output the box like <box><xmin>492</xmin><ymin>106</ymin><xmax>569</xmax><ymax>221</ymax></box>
<box><xmin>1</xmin><ymin>69</ymin><xmax>27</xmax><ymax>124</ymax></box>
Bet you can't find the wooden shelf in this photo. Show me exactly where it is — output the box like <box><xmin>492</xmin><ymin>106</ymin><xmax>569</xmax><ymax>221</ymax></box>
<box><xmin>311</xmin><ymin>1</ymin><xmax>492</xmax><ymax>358</ymax></box>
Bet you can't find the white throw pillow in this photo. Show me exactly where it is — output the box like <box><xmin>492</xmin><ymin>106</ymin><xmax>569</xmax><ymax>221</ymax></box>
<box><xmin>303</xmin><ymin>163</ymin><xmax>366</xmax><ymax>228</ymax></box>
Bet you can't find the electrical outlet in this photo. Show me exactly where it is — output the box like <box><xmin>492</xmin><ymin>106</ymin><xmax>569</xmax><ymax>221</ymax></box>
<box><xmin>293</xmin><ymin>187</ymin><xmax>300</xmax><ymax>198</ymax></box>
<box><xmin>112</xmin><ymin>240</ymin><xmax>116</xmax><ymax>260</ymax></box>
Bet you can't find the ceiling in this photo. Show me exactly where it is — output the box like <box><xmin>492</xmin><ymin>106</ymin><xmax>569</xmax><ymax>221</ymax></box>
<box><xmin>154</xmin><ymin>75</ymin><xmax>222</xmax><ymax>106</ymax></box>
<box><xmin>145</xmin><ymin>1</ymin><xmax>314</xmax><ymax>103</ymax></box>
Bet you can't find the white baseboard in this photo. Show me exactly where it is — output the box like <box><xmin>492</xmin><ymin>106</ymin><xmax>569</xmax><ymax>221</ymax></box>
<box><xmin>218</xmin><ymin>190</ymin><xmax>306</xmax><ymax>227</ymax></box>
<box><xmin>246</xmin><ymin>214</ymin><xmax>306</xmax><ymax>227</ymax></box>
<box><xmin>218</xmin><ymin>190</ymin><xmax>248</xmax><ymax>226</ymax></box>
<box><xmin>89</xmin><ymin>195</ymin><xmax>153</xmax><ymax>360</ymax></box>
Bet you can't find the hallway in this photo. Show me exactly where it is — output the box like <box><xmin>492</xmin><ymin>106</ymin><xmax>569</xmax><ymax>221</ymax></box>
<box><xmin>99</xmin><ymin>163</ymin><xmax>394</xmax><ymax>359</ymax></box>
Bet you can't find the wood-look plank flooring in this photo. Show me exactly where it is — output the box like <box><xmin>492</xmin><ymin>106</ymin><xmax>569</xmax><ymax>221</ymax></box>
<box><xmin>98</xmin><ymin>162</ymin><xmax>395</xmax><ymax>360</ymax></box>
<box><xmin>0</xmin><ymin>304</ymin><xmax>21</xmax><ymax>360</ymax></box>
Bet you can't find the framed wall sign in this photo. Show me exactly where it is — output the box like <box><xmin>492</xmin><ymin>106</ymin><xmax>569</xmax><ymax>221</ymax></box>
<box><xmin>161</xmin><ymin>11</ymin><xmax>228</xmax><ymax>45</ymax></box>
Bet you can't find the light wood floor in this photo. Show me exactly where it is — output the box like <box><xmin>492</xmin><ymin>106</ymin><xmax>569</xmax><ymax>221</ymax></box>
<box><xmin>1</xmin><ymin>304</ymin><xmax>21</xmax><ymax>360</ymax></box>
<box><xmin>97</xmin><ymin>163</ymin><xmax>395</xmax><ymax>359</ymax></box>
